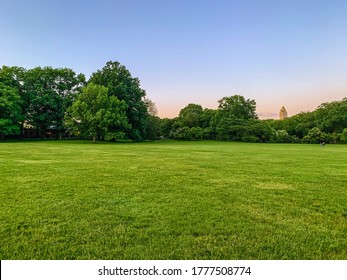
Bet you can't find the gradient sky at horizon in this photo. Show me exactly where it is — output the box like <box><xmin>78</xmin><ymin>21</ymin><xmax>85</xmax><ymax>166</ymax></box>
<box><xmin>1</xmin><ymin>0</ymin><xmax>346</xmax><ymax>119</ymax></box>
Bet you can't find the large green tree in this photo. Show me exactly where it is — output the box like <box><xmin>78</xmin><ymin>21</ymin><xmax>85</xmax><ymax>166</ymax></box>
<box><xmin>25</xmin><ymin>67</ymin><xmax>85</xmax><ymax>139</ymax></box>
<box><xmin>0</xmin><ymin>66</ymin><xmax>27</xmax><ymax>137</ymax></box>
<box><xmin>213</xmin><ymin>95</ymin><xmax>258</xmax><ymax>141</ymax></box>
<box><xmin>218</xmin><ymin>95</ymin><xmax>258</xmax><ymax>120</ymax></box>
<box><xmin>0</xmin><ymin>82</ymin><xmax>22</xmax><ymax>140</ymax></box>
<box><xmin>64</xmin><ymin>83</ymin><xmax>128</xmax><ymax>143</ymax></box>
<box><xmin>178</xmin><ymin>104</ymin><xmax>203</xmax><ymax>128</ymax></box>
<box><xmin>89</xmin><ymin>61</ymin><xmax>148</xmax><ymax>140</ymax></box>
<box><xmin>314</xmin><ymin>98</ymin><xmax>347</xmax><ymax>133</ymax></box>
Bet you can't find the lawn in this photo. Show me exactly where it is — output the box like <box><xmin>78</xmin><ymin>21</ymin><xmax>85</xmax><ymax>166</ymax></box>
<box><xmin>0</xmin><ymin>140</ymin><xmax>346</xmax><ymax>259</ymax></box>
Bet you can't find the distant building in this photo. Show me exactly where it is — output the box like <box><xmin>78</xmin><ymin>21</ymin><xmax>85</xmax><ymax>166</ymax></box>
<box><xmin>279</xmin><ymin>106</ymin><xmax>288</xmax><ymax>120</ymax></box>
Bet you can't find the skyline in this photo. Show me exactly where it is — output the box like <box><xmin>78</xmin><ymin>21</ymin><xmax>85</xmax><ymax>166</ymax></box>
<box><xmin>1</xmin><ymin>0</ymin><xmax>346</xmax><ymax>119</ymax></box>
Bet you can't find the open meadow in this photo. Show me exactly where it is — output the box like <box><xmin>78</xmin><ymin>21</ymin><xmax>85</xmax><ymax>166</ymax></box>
<box><xmin>0</xmin><ymin>140</ymin><xmax>346</xmax><ymax>259</ymax></box>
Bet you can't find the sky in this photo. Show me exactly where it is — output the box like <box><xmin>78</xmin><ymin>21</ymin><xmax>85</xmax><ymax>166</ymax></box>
<box><xmin>1</xmin><ymin>0</ymin><xmax>346</xmax><ymax>119</ymax></box>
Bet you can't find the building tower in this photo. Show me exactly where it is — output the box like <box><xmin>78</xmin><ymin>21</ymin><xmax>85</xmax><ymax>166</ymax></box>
<box><xmin>279</xmin><ymin>106</ymin><xmax>288</xmax><ymax>120</ymax></box>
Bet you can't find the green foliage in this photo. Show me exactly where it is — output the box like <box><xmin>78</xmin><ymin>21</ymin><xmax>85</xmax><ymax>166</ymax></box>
<box><xmin>25</xmin><ymin>67</ymin><xmax>85</xmax><ymax>138</ymax></box>
<box><xmin>200</xmin><ymin>108</ymin><xmax>216</xmax><ymax>128</ymax></box>
<box><xmin>0</xmin><ymin>82</ymin><xmax>22</xmax><ymax>139</ymax></box>
<box><xmin>266</xmin><ymin>99</ymin><xmax>347</xmax><ymax>142</ymax></box>
<box><xmin>247</xmin><ymin>121</ymin><xmax>276</xmax><ymax>143</ymax></box>
<box><xmin>302</xmin><ymin>127</ymin><xmax>327</xmax><ymax>144</ymax></box>
<box><xmin>178</xmin><ymin>104</ymin><xmax>203</xmax><ymax>128</ymax></box>
<box><xmin>145</xmin><ymin>115</ymin><xmax>161</xmax><ymax>140</ymax></box>
<box><xmin>215</xmin><ymin>117</ymin><xmax>246</xmax><ymax>141</ymax></box>
<box><xmin>215</xmin><ymin>118</ymin><xmax>275</xmax><ymax>143</ymax></box>
<box><xmin>160</xmin><ymin>118</ymin><xmax>175</xmax><ymax>138</ymax></box>
<box><xmin>275</xmin><ymin>130</ymin><xmax>292</xmax><ymax>143</ymax></box>
<box><xmin>341</xmin><ymin>128</ymin><xmax>347</xmax><ymax>143</ymax></box>
<box><xmin>218</xmin><ymin>95</ymin><xmax>257</xmax><ymax>120</ymax></box>
<box><xmin>314</xmin><ymin>98</ymin><xmax>347</xmax><ymax>133</ymax></box>
<box><xmin>0</xmin><ymin>66</ymin><xmax>27</xmax><ymax>131</ymax></box>
<box><xmin>89</xmin><ymin>61</ymin><xmax>148</xmax><ymax>140</ymax></box>
<box><xmin>171</xmin><ymin>126</ymin><xmax>204</xmax><ymax>140</ymax></box>
<box><xmin>330</xmin><ymin>132</ymin><xmax>341</xmax><ymax>144</ymax></box>
<box><xmin>64</xmin><ymin>83</ymin><xmax>128</xmax><ymax>143</ymax></box>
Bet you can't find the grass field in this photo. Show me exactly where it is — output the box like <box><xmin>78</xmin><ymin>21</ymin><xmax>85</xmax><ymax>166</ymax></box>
<box><xmin>0</xmin><ymin>140</ymin><xmax>346</xmax><ymax>260</ymax></box>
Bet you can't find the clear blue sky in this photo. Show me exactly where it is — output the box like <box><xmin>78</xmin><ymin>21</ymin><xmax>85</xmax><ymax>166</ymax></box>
<box><xmin>1</xmin><ymin>0</ymin><xmax>346</xmax><ymax>118</ymax></box>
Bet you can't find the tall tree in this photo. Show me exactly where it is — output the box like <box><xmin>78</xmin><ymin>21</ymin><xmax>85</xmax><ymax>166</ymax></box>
<box><xmin>25</xmin><ymin>67</ymin><xmax>85</xmax><ymax>139</ymax></box>
<box><xmin>0</xmin><ymin>82</ymin><xmax>22</xmax><ymax>140</ymax></box>
<box><xmin>89</xmin><ymin>61</ymin><xmax>148</xmax><ymax>140</ymax></box>
<box><xmin>0</xmin><ymin>66</ymin><xmax>27</xmax><ymax>137</ymax></box>
<box><xmin>64</xmin><ymin>83</ymin><xmax>128</xmax><ymax>143</ymax></box>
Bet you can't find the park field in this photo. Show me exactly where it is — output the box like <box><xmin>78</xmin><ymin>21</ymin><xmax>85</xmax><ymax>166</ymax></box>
<box><xmin>0</xmin><ymin>140</ymin><xmax>346</xmax><ymax>259</ymax></box>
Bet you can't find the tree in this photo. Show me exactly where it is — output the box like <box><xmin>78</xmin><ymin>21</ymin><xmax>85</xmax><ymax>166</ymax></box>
<box><xmin>144</xmin><ymin>98</ymin><xmax>158</xmax><ymax>116</ymax></box>
<box><xmin>314</xmin><ymin>98</ymin><xmax>347</xmax><ymax>133</ymax></box>
<box><xmin>218</xmin><ymin>95</ymin><xmax>258</xmax><ymax>120</ymax></box>
<box><xmin>302</xmin><ymin>127</ymin><xmax>326</xmax><ymax>144</ymax></box>
<box><xmin>210</xmin><ymin>95</ymin><xmax>258</xmax><ymax>141</ymax></box>
<box><xmin>145</xmin><ymin>115</ymin><xmax>161</xmax><ymax>140</ymax></box>
<box><xmin>178</xmin><ymin>104</ymin><xmax>203</xmax><ymax>128</ymax></box>
<box><xmin>143</xmin><ymin>98</ymin><xmax>161</xmax><ymax>139</ymax></box>
<box><xmin>0</xmin><ymin>82</ymin><xmax>22</xmax><ymax>140</ymax></box>
<box><xmin>160</xmin><ymin>118</ymin><xmax>175</xmax><ymax>138</ymax></box>
<box><xmin>0</xmin><ymin>66</ymin><xmax>27</xmax><ymax>137</ymax></box>
<box><xmin>275</xmin><ymin>130</ymin><xmax>292</xmax><ymax>143</ymax></box>
<box><xmin>64</xmin><ymin>83</ymin><xmax>128</xmax><ymax>143</ymax></box>
<box><xmin>25</xmin><ymin>67</ymin><xmax>85</xmax><ymax>139</ymax></box>
<box><xmin>200</xmin><ymin>108</ymin><xmax>216</xmax><ymax>129</ymax></box>
<box><xmin>89</xmin><ymin>61</ymin><xmax>148</xmax><ymax>140</ymax></box>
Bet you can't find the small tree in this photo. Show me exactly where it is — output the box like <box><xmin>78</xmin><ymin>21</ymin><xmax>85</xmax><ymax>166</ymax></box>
<box><xmin>64</xmin><ymin>83</ymin><xmax>128</xmax><ymax>143</ymax></box>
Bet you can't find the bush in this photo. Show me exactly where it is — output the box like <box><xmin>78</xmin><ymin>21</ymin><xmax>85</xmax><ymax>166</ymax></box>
<box><xmin>241</xmin><ymin>135</ymin><xmax>259</xmax><ymax>142</ymax></box>
<box><xmin>276</xmin><ymin>130</ymin><xmax>292</xmax><ymax>143</ymax></box>
<box><xmin>170</xmin><ymin>126</ymin><xmax>204</xmax><ymax>140</ymax></box>
<box><xmin>302</xmin><ymin>127</ymin><xmax>325</xmax><ymax>143</ymax></box>
<box><xmin>341</xmin><ymin>128</ymin><xmax>347</xmax><ymax>143</ymax></box>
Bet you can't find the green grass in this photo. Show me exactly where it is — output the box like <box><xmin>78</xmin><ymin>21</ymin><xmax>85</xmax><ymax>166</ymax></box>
<box><xmin>0</xmin><ymin>140</ymin><xmax>346</xmax><ymax>259</ymax></box>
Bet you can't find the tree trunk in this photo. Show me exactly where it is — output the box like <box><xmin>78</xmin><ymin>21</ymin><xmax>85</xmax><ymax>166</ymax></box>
<box><xmin>93</xmin><ymin>135</ymin><xmax>96</xmax><ymax>143</ymax></box>
<box><xmin>0</xmin><ymin>134</ymin><xmax>4</xmax><ymax>141</ymax></box>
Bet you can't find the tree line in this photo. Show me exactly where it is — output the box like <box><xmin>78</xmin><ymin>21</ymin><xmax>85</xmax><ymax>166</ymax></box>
<box><xmin>1</xmin><ymin>61</ymin><xmax>346</xmax><ymax>143</ymax></box>
<box><xmin>160</xmin><ymin>96</ymin><xmax>347</xmax><ymax>144</ymax></box>
<box><xmin>0</xmin><ymin>61</ymin><xmax>149</xmax><ymax>142</ymax></box>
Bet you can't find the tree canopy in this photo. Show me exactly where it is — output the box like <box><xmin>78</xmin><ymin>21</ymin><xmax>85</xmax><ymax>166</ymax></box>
<box><xmin>89</xmin><ymin>61</ymin><xmax>148</xmax><ymax>140</ymax></box>
<box><xmin>25</xmin><ymin>67</ymin><xmax>86</xmax><ymax>139</ymax></box>
<box><xmin>64</xmin><ymin>83</ymin><xmax>128</xmax><ymax>143</ymax></box>
<box><xmin>218</xmin><ymin>95</ymin><xmax>257</xmax><ymax>120</ymax></box>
